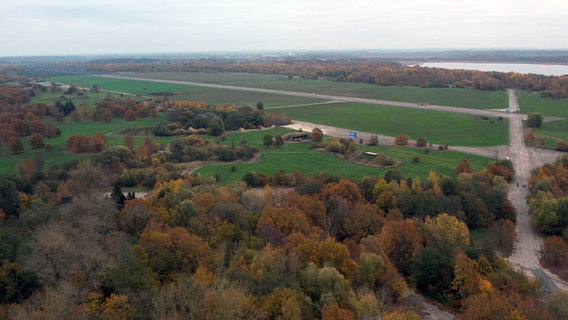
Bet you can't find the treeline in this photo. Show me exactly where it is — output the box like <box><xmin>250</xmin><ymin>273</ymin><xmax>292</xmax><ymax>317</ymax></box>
<box><xmin>86</xmin><ymin>59</ymin><xmax>568</xmax><ymax>98</ymax></box>
<box><xmin>1</xmin><ymin>151</ymin><xmax>563</xmax><ymax>319</ymax></box>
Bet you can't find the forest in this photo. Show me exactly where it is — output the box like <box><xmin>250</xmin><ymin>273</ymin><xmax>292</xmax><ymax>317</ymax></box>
<box><xmin>1</xmin><ymin>63</ymin><xmax>568</xmax><ymax>319</ymax></box>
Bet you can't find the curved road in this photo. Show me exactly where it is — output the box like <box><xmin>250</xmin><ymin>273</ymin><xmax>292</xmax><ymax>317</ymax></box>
<box><xmin>101</xmin><ymin>74</ymin><xmax>567</xmax><ymax>291</ymax></box>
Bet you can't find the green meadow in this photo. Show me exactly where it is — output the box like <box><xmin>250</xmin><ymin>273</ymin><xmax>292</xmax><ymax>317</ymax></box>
<box><xmin>528</xmin><ymin>118</ymin><xmax>568</xmax><ymax>146</ymax></box>
<box><xmin>196</xmin><ymin>128</ymin><xmax>493</xmax><ymax>183</ymax></box>
<box><xmin>6</xmin><ymin>73</ymin><xmax>499</xmax><ymax>181</ymax></box>
<box><xmin>49</xmin><ymin>75</ymin><xmax>509</xmax><ymax>147</ymax></box>
<box><xmin>517</xmin><ymin>91</ymin><xmax>568</xmax><ymax>117</ymax></box>
<box><xmin>119</xmin><ymin>71</ymin><xmax>508</xmax><ymax>109</ymax></box>
<box><xmin>271</xmin><ymin>102</ymin><xmax>508</xmax><ymax>147</ymax></box>
<box><xmin>46</xmin><ymin>75</ymin><xmax>323</xmax><ymax>107</ymax></box>
<box><xmin>0</xmin><ymin>89</ymin><xmax>169</xmax><ymax>174</ymax></box>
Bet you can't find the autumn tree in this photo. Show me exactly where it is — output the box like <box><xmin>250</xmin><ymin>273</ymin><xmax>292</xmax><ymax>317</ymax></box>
<box><xmin>423</xmin><ymin>213</ymin><xmax>470</xmax><ymax>249</ymax></box>
<box><xmin>379</xmin><ymin>219</ymin><xmax>422</xmax><ymax>276</ymax></box>
<box><xmin>416</xmin><ymin>137</ymin><xmax>427</xmax><ymax>147</ymax></box>
<box><xmin>70</xmin><ymin>110</ymin><xmax>83</xmax><ymax>122</ymax></box>
<box><xmin>525</xmin><ymin>130</ymin><xmax>535</xmax><ymax>142</ymax></box>
<box><xmin>8</xmin><ymin>136</ymin><xmax>23</xmax><ymax>154</ymax></box>
<box><xmin>139</xmin><ymin>222</ymin><xmax>212</xmax><ymax>281</ymax></box>
<box><xmin>451</xmin><ymin>249</ymin><xmax>482</xmax><ymax>303</ymax></box>
<box><xmin>543</xmin><ymin>236</ymin><xmax>568</xmax><ymax>266</ymax></box>
<box><xmin>152</xmin><ymin>273</ymin><xmax>265</xmax><ymax>319</ymax></box>
<box><xmin>322</xmin><ymin>303</ymin><xmax>354</xmax><ymax>320</ymax></box>
<box><xmin>123</xmin><ymin>132</ymin><xmax>135</xmax><ymax>149</ymax></box>
<box><xmin>492</xmin><ymin>218</ymin><xmax>516</xmax><ymax>253</ymax></box>
<box><xmin>456</xmin><ymin>159</ymin><xmax>472</xmax><ymax>175</ymax></box>
<box><xmin>29</xmin><ymin>133</ymin><xmax>45</xmax><ymax>149</ymax></box>
<box><xmin>124</xmin><ymin>108</ymin><xmax>137</xmax><ymax>121</ymax></box>
<box><xmin>260</xmin><ymin>288</ymin><xmax>310</xmax><ymax>320</ymax></box>
<box><xmin>343</xmin><ymin>204</ymin><xmax>383</xmax><ymax>241</ymax></box>
<box><xmin>320</xmin><ymin>179</ymin><xmax>365</xmax><ymax>209</ymax></box>
<box><xmin>257</xmin><ymin>206</ymin><xmax>310</xmax><ymax>245</ymax></box>
<box><xmin>311</xmin><ymin>127</ymin><xmax>323</xmax><ymax>141</ymax></box>
<box><xmin>394</xmin><ymin>134</ymin><xmax>409</xmax><ymax>146</ymax></box>
<box><xmin>546</xmin><ymin>290</ymin><xmax>568</xmax><ymax>320</ymax></box>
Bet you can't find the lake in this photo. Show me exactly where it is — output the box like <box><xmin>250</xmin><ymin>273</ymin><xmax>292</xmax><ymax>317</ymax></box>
<box><xmin>420</xmin><ymin>62</ymin><xmax>568</xmax><ymax>76</ymax></box>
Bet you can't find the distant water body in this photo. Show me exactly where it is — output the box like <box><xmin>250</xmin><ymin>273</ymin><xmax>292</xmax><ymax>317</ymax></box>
<box><xmin>421</xmin><ymin>62</ymin><xmax>568</xmax><ymax>76</ymax></box>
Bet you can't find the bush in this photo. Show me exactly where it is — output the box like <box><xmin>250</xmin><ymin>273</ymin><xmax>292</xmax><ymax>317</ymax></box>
<box><xmin>376</xmin><ymin>153</ymin><xmax>395</xmax><ymax>166</ymax></box>
<box><xmin>322</xmin><ymin>139</ymin><xmax>343</xmax><ymax>153</ymax></box>
<box><xmin>243</xmin><ymin>172</ymin><xmax>261</xmax><ymax>187</ymax></box>
<box><xmin>412</xmin><ymin>156</ymin><xmax>420</xmax><ymax>163</ymax></box>
<box><xmin>368</xmin><ymin>135</ymin><xmax>379</xmax><ymax>146</ymax></box>
<box><xmin>217</xmin><ymin>147</ymin><xmax>237</xmax><ymax>161</ymax></box>
<box><xmin>416</xmin><ymin>137</ymin><xmax>427</xmax><ymax>147</ymax></box>
<box><xmin>527</xmin><ymin>112</ymin><xmax>544</xmax><ymax>128</ymax></box>
<box><xmin>311</xmin><ymin>128</ymin><xmax>323</xmax><ymax>141</ymax></box>
<box><xmin>394</xmin><ymin>134</ymin><xmax>409</xmax><ymax>146</ymax></box>
<box><xmin>556</xmin><ymin>140</ymin><xmax>568</xmax><ymax>151</ymax></box>
<box><xmin>29</xmin><ymin>133</ymin><xmax>45</xmax><ymax>149</ymax></box>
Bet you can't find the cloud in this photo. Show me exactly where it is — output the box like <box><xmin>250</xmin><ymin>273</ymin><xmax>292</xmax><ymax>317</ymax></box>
<box><xmin>1</xmin><ymin>0</ymin><xmax>567</xmax><ymax>56</ymax></box>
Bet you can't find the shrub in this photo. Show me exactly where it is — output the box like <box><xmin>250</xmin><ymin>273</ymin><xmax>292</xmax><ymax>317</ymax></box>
<box><xmin>394</xmin><ymin>134</ymin><xmax>409</xmax><ymax>146</ymax></box>
<box><xmin>556</xmin><ymin>140</ymin><xmax>568</xmax><ymax>151</ymax></box>
<box><xmin>376</xmin><ymin>153</ymin><xmax>395</xmax><ymax>166</ymax></box>
<box><xmin>368</xmin><ymin>135</ymin><xmax>379</xmax><ymax>146</ymax></box>
<box><xmin>311</xmin><ymin>128</ymin><xmax>323</xmax><ymax>141</ymax></box>
<box><xmin>527</xmin><ymin>112</ymin><xmax>544</xmax><ymax>128</ymax></box>
<box><xmin>412</xmin><ymin>156</ymin><xmax>420</xmax><ymax>163</ymax></box>
<box><xmin>416</xmin><ymin>137</ymin><xmax>427</xmax><ymax>147</ymax></box>
<box><xmin>29</xmin><ymin>133</ymin><xmax>45</xmax><ymax>149</ymax></box>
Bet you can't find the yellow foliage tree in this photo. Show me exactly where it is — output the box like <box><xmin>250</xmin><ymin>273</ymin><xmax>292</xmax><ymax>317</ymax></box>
<box><xmin>427</xmin><ymin>170</ymin><xmax>443</xmax><ymax>196</ymax></box>
<box><xmin>423</xmin><ymin>213</ymin><xmax>470</xmax><ymax>249</ymax></box>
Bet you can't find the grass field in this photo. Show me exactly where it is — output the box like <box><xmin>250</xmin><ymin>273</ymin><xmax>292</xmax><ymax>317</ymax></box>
<box><xmin>47</xmin><ymin>75</ymin><xmax>509</xmax><ymax>147</ymax></box>
<box><xmin>517</xmin><ymin>92</ymin><xmax>568</xmax><ymax>117</ymax></box>
<box><xmin>20</xmin><ymin>74</ymin><xmax>500</xmax><ymax>181</ymax></box>
<box><xmin>527</xmin><ymin>119</ymin><xmax>568</xmax><ymax>147</ymax></box>
<box><xmin>118</xmin><ymin>72</ymin><xmax>508</xmax><ymax>109</ymax></box>
<box><xmin>0</xmin><ymin>89</ymin><xmax>169</xmax><ymax>175</ymax></box>
<box><xmin>46</xmin><ymin>75</ymin><xmax>324</xmax><ymax>107</ymax></box>
<box><xmin>196</xmin><ymin>128</ymin><xmax>494</xmax><ymax>183</ymax></box>
<box><xmin>270</xmin><ymin>102</ymin><xmax>508</xmax><ymax>147</ymax></box>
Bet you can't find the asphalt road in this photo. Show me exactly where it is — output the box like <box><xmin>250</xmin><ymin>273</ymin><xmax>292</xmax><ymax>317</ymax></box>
<box><xmin>505</xmin><ymin>90</ymin><xmax>568</xmax><ymax>292</ymax></box>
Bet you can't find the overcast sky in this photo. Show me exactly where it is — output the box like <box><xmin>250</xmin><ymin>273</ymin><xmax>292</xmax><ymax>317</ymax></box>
<box><xmin>1</xmin><ymin>0</ymin><xmax>567</xmax><ymax>57</ymax></box>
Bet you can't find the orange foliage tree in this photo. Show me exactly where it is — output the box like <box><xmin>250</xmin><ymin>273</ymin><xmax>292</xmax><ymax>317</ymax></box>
<box><xmin>379</xmin><ymin>219</ymin><xmax>422</xmax><ymax>276</ymax></box>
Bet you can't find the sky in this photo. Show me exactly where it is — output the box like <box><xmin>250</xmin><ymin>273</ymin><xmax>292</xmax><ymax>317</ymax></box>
<box><xmin>1</xmin><ymin>0</ymin><xmax>567</xmax><ymax>57</ymax></box>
